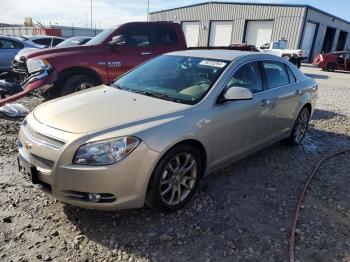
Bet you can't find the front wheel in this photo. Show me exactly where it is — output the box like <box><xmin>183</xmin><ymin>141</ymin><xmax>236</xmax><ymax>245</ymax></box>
<box><xmin>46</xmin><ymin>74</ymin><xmax>99</xmax><ymax>100</ymax></box>
<box><xmin>146</xmin><ymin>144</ymin><xmax>203</xmax><ymax>212</ymax></box>
<box><xmin>326</xmin><ymin>63</ymin><xmax>337</xmax><ymax>72</ymax></box>
<box><xmin>284</xmin><ymin>107</ymin><xmax>311</xmax><ymax>146</ymax></box>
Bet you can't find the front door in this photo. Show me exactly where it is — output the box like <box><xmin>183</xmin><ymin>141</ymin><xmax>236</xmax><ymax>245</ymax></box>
<box><xmin>211</xmin><ymin>61</ymin><xmax>271</xmax><ymax>167</ymax></box>
<box><xmin>107</xmin><ymin>24</ymin><xmax>154</xmax><ymax>81</ymax></box>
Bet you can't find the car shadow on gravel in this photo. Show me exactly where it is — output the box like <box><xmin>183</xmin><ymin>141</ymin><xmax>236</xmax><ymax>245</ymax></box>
<box><xmin>304</xmin><ymin>73</ymin><xmax>329</xmax><ymax>80</ymax></box>
<box><xmin>62</xmin><ymin>116</ymin><xmax>350</xmax><ymax>261</ymax></box>
<box><xmin>312</xmin><ymin>109</ymin><xmax>346</xmax><ymax>120</ymax></box>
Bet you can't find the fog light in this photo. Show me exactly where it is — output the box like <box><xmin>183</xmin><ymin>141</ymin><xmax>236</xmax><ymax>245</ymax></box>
<box><xmin>88</xmin><ymin>193</ymin><xmax>101</xmax><ymax>203</ymax></box>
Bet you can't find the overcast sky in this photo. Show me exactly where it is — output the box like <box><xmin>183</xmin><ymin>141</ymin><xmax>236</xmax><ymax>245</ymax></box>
<box><xmin>1</xmin><ymin>0</ymin><xmax>349</xmax><ymax>29</ymax></box>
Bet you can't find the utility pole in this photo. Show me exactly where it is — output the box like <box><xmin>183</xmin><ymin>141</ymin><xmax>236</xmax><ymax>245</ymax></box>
<box><xmin>147</xmin><ymin>0</ymin><xmax>150</xmax><ymax>21</ymax></box>
<box><xmin>90</xmin><ymin>0</ymin><xmax>92</xmax><ymax>29</ymax></box>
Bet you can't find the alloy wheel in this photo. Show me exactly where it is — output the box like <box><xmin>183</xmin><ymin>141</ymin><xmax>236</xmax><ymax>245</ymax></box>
<box><xmin>159</xmin><ymin>153</ymin><xmax>197</xmax><ymax>206</ymax></box>
<box><xmin>293</xmin><ymin>109</ymin><xmax>309</xmax><ymax>144</ymax></box>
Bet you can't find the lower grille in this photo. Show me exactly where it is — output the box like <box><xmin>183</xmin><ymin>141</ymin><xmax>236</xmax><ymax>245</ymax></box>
<box><xmin>31</xmin><ymin>153</ymin><xmax>54</xmax><ymax>170</ymax></box>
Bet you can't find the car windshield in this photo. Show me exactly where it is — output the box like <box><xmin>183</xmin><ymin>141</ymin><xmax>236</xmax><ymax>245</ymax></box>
<box><xmin>112</xmin><ymin>55</ymin><xmax>229</xmax><ymax>105</ymax></box>
<box><xmin>85</xmin><ymin>27</ymin><xmax>117</xmax><ymax>46</ymax></box>
<box><xmin>56</xmin><ymin>37</ymin><xmax>90</xmax><ymax>47</ymax></box>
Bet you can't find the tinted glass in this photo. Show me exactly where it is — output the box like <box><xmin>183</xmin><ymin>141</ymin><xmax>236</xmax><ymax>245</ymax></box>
<box><xmin>226</xmin><ymin>62</ymin><xmax>263</xmax><ymax>94</ymax></box>
<box><xmin>121</xmin><ymin>25</ymin><xmax>150</xmax><ymax>47</ymax></box>
<box><xmin>33</xmin><ymin>38</ymin><xmax>51</xmax><ymax>46</ymax></box>
<box><xmin>113</xmin><ymin>55</ymin><xmax>229</xmax><ymax>104</ymax></box>
<box><xmin>156</xmin><ymin>25</ymin><xmax>177</xmax><ymax>45</ymax></box>
<box><xmin>263</xmin><ymin>61</ymin><xmax>289</xmax><ymax>89</ymax></box>
<box><xmin>0</xmin><ymin>39</ymin><xmax>23</xmax><ymax>49</ymax></box>
<box><xmin>286</xmin><ymin>65</ymin><xmax>296</xmax><ymax>83</ymax></box>
<box><xmin>52</xmin><ymin>38</ymin><xmax>64</xmax><ymax>46</ymax></box>
<box><xmin>85</xmin><ymin>27</ymin><xmax>117</xmax><ymax>46</ymax></box>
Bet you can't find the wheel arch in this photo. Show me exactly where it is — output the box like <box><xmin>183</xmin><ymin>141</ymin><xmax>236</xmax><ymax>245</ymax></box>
<box><xmin>56</xmin><ymin>66</ymin><xmax>102</xmax><ymax>85</ymax></box>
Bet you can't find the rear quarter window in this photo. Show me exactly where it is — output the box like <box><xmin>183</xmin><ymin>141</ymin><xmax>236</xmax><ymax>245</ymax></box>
<box><xmin>286</xmin><ymin>65</ymin><xmax>296</xmax><ymax>83</ymax></box>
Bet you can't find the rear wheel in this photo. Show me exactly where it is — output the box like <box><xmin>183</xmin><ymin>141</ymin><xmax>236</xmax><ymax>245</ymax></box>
<box><xmin>146</xmin><ymin>144</ymin><xmax>203</xmax><ymax>212</ymax></box>
<box><xmin>284</xmin><ymin>107</ymin><xmax>311</xmax><ymax>146</ymax></box>
<box><xmin>326</xmin><ymin>62</ymin><xmax>337</xmax><ymax>72</ymax></box>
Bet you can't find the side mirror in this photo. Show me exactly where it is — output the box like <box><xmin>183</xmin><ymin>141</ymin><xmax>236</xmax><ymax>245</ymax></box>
<box><xmin>223</xmin><ymin>86</ymin><xmax>253</xmax><ymax>101</ymax></box>
<box><xmin>108</xmin><ymin>35</ymin><xmax>127</xmax><ymax>46</ymax></box>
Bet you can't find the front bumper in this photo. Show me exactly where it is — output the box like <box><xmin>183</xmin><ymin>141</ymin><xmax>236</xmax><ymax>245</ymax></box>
<box><xmin>0</xmin><ymin>69</ymin><xmax>57</xmax><ymax>106</ymax></box>
<box><xmin>18</xmin><ymin>115</ymin><xmax>161</xmax><ymax>210</ymax></box>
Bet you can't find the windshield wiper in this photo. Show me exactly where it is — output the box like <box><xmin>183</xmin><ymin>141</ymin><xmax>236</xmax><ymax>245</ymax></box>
<box><xmin>127</xmin><ymin>89</ymin><xmax>181</xmax><ymax>103</ymax></box>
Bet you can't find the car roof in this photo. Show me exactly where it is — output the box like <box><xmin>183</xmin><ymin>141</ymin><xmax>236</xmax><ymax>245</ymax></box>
<box><xmin>24</xmin><ymin>35</ymin><xmax>64</xmax><ymax>40</ymax></box>
<box><xmin>0</xmin><ymin>35</ymin><xmax>24</xmax><ymax>41</ymax></box>
<box><xmin>166</xmin><ymin>49</ymin><xmax>257</xmax><ymax>61</ymax></box>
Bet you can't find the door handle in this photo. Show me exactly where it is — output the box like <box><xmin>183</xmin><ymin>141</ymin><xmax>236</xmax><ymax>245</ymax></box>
<box><xmin>259</xmin><ymin>99</ymin><xmax>271</xmax><ymax>106</ymax></box>
<box><xmin>141</xmin><ymin>52</ymin><xmax>152</xmax><ymax>55</ymax></box>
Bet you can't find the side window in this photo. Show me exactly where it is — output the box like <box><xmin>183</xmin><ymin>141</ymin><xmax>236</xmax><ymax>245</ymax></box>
<box><xmin>262</xmin><ymin>61</ymin><xmax>289</xmax><ymax>89</ymax></box>
<box><xmin>52</xmin><ymin>38</ymin><xmax>64</xmax><ymax>46</ymax></box>
<box><xmin>0</xmin><ymin>39</ymin><xmax>23</xmax><ymax>49</ymax></box>
<box><xmin>286</xmin><ymin>65</ymin><xmax>296</xmax><ymax>83</ymax></box>
<box><xmin>225</xmin><ymin>62</ymin><xmax>263</xmax><ymax>94</ymax></box>
<box><xmin>33</xmin><ymin>38</ymin><xmax>51</xmax><ymax>47</ymax></box>
<box><xmin>121</xmin><ymin>25</ymin><xmax>150</xmax><ymax>47</ymax></box>
<box><xmin>156</xmin><ymin>25</ymin><xmax>177</xmax><ymax>45</ymax></box>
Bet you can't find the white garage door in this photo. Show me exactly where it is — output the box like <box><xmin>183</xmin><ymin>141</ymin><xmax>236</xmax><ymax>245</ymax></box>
<box><xmin>301</xmin><ymin>22</ymin><xmax>317</xmax><ymax>57</ymax></box>
<box><xmin>245</xmin><ymin>21</ymin><xmax>273</xmax><ymax>48</ymax></box>
<box><xmin>209</xmin><ymin>21</ymin><xmax>233</xmax><ymax>46</ymax></box>
<box><xmin>182</xmin><ymin>22</ymin><xmax>200</xmax><ymax>47</ymax></box>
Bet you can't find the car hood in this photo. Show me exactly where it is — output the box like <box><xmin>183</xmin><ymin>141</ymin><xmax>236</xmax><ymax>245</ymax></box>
<box><xmin>33</xmin><ymin>85</ymin><xmax>190</xmax><ymax>133</ymax></box>
<box><xmin>15</xmin><ymin>47</ymin><xmax>41</xmax><ymax>59</ymax></box>
<box><xmin>25</xmin><ymin>45</ymin><xmax>93</xmax><ymax>59</ymax></box>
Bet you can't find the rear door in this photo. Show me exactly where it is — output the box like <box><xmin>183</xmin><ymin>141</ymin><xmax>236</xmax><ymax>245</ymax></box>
<box><xmin>0</xmin><ymin>38</ymin><xmax>23</xmax><ymax>71</ymax></box>
<box><xmin>107</xmin><ymin>24</ymin><xmax>153</xmax><ymax>81</ymax></box>
<box><xmin>260</xmin><ymin>61</ymin><xmax>300</xmax><ymax>141</ymax></box>
<box><xmin>149</xmin><ymin>24</ymin><xmax>182</xmax><ymax>56</ymax></box>
<box><xmin>211</xmin><ymin>61</ymin><xmax>271</xmax><ymax>166</ymax></box>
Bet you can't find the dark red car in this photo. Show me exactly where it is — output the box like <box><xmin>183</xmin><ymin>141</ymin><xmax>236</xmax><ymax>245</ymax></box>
<box><xmin>313</xmin><ymin>51</ymin><xmax>350</xmax><ymax>72</ymax></box>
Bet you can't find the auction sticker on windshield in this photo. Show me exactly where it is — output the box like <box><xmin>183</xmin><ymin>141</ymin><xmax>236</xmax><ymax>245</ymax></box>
<box><xmin>199</xmin><ymin>60</ymin><xmax>227</xmax><ymax>68</ymax></box>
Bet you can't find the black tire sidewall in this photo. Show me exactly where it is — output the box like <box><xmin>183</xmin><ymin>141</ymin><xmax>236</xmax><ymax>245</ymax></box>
<box><xmin>146</xmin><ymin>144</ymin><xmax>203</xmax><ymax>212</ymax></box>
<box><xmin>288</xmin><ymin>107</ymin><xmax>310</xmax><ymax>145</ymax></box>
<box><xmin>61</xmin><ymin>75</ymin><xmax>98</xmax><ymax>96</ymax></box>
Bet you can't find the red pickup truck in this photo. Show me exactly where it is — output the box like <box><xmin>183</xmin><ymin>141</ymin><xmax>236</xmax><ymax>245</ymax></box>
<box><xmin>0</xmin><ymin>21</ymin><xmax>257</xmax><ymax>106</ymax></box>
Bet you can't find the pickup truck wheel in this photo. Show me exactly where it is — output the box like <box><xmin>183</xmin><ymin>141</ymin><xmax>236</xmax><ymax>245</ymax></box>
<box><xmin>326</xmin><ymin>63</ymin><xmax>337</xmax><ymax>72</ymax></box>
<box><xmin>61</xmin><ymin>75</ymin><xmax>99</xmax><ymax>95</ymax></box>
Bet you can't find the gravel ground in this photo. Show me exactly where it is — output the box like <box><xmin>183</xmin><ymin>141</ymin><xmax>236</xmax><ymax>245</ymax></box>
<box><xmin>0</xmin><ymin>65</ymin><xmax>349</xmax><ymax>262</ymax></box>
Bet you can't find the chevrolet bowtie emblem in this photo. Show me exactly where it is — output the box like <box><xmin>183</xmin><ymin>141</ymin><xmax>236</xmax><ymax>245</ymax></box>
<box><xmin>24</xmin><ymin>140</ymin><xmax>32</xmax><ymax>150</ymax></box>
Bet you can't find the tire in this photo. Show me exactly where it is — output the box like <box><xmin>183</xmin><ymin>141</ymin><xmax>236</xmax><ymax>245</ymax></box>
<box><xmin>46</xmin><ymin>74</ymin><xmax>99</xmax><ymax>100</ymax></box>
<box><xmin>284</xmin><ymin>107</ymin><xmax>311</xmax><ymax>146</ymax></box>
<box><xmin>146</xmin><ymin>144</ymin><xmax>203</xmax><ymax>212</ymax></box>
<box><xmin>326</xmin><ymin>63</ymin><xmax>337</xmax><ymax>72</ymax></box>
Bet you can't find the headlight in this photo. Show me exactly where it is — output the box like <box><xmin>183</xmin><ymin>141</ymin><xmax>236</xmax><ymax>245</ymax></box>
<box><xmin>73</xmin><ymin>136</ymin><xmax>140</xmax><ymax>166</ymax></box>
<box><xmin>26</xmin><ymin>59</ymin><xmax>52</xmax><ymax>74</ymax></box>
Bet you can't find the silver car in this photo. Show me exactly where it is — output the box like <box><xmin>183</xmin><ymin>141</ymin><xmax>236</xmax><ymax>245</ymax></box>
<box><xmin>17</xmin><ymin>50</ymin><xmax>318</xmax><ymax>212</ymax></box>
<box><xmin>0</xmin><ymin>36</ymin><xmax>43</xmax><ymax>72</ymax></box>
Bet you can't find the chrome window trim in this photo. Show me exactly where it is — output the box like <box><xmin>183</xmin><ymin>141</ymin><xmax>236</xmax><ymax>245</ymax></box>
<box><xmin>213</xmin><ymin>58</ymin><xmax>299</xmax><ymax>106</ymax></box>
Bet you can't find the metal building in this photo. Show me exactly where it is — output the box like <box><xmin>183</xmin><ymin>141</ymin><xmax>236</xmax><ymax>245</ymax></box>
<box><xmin>150</xmin><ymin>2</ymin><xmax>350</xmax><ymax>61</ymax></box>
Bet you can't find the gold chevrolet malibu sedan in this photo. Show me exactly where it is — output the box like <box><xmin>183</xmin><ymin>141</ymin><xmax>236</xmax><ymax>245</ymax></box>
<box><xmin>17</xmin><ymin>50</ymin><xmax>318</xmax><ymax>212</ymax></box>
